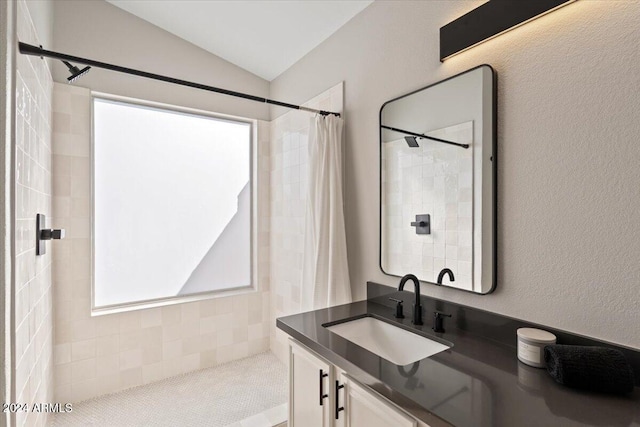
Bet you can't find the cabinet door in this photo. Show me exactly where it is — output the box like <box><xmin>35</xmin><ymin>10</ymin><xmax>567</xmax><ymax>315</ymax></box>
<box><xmin>289</xmin><ymin>340</ymin><xmax>332</xmax><ymax>427</ymax></box>
<box><xmin>342</xmin><ymin>375</ymin><xmax>417</xmax><ymax>427</ymax></box>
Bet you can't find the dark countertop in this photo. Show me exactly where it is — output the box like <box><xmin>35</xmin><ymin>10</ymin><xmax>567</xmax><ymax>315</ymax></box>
<box><xmin>277</xmin><ymin>299</ymin><xmax>640</xmax><ymax>427</ymax></box>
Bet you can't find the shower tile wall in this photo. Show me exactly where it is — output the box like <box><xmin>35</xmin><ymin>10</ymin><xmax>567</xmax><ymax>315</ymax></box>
<box><xmin>269</xmin><ymin>83</ymin><xmax>343</xmax><ymax>363</ymax></box>
<box><xmin>51</xmin><ymin>84</ymin><xmax>271</xmax><ymax>402</ymax></box>
<box><xmin>382</xmin><ymin>121</ymin><xmax>474</xmax><ymax>290</ymax></box>
<box><xmin>14</xmin><ymin>1</ymin><xmax>54</xmax><ymax>425</ymax></box>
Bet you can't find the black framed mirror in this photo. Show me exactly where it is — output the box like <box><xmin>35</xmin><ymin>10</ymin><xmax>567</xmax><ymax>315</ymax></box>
<box><xmin>379</xmin><ymin>65</ymin><xmax>496</xmax><ymax>294</ymax></box>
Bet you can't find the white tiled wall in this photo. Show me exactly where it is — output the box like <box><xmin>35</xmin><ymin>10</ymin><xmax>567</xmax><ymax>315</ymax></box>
<box><xmin>51</xmin><ymin>84</ymin><xmax>271</xmax><ymax>402</ymax></box>
<box><xmin>14</xmin><ymin>1</ymin><xmax>54</xmax><ymax>425</ymax></box>
<box><xmin>269</xmin><ymin>83</ymin><xmax>343</xmax><ymax>363</ymax></box>
<box><xmin>382</xmin><ymin>121</ymin><xmax>474</xmax><ymax>290</ymax></box>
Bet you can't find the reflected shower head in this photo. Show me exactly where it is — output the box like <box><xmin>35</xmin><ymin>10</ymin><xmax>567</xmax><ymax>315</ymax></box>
<box><xmin>62</xmin><ymin>60</ymin><xmax>91</xmax><ymax>83</ymax></box>
<box><xmin>404</xmin><ymin>136</ymin><xmax>419</xmax><ymax>148</ymax></box>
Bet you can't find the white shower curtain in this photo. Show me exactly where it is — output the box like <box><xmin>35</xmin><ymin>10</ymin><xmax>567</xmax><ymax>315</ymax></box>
<box><xmin>301</xmin><ymin>115</ymin><xmax>352</xmax><ymax>310</ymax></box>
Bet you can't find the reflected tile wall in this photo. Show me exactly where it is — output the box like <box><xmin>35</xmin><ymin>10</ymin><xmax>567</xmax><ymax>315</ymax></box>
<box><xmin>269</xmin><ymin>83</ymin><xmax>344</xmax><ymax>363</ymax></box>
<box><xmin>51</xmin><ymin>84</ymin><xmax>271</xmax><ymax>402</ymax></box>
<box><xmin>382</xmin><ymin>122</ymin><xmax>474</xmax><ymax>290</ymax></box>
<box><xmin>14</xmin><ymin>1</ymin><xmax>54</xmax><ymax>426</ymax></box>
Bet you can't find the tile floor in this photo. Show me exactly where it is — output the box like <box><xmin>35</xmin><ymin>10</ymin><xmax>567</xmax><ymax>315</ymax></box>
<box><xmin>50</xmin><ymin>352</ymin><xmax>287</xmax><ymax>426</ymax></box>
<box><xmin>226</xmin><ymin>404</ymin><xmax>287</xmax><ymax>427</ymax></box>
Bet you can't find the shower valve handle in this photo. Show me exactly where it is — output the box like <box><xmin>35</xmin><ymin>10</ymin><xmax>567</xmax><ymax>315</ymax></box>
<box><xmin>40</xmin><ymin>228</ymin><xmax>65</xmax><ymax>240</ymax></box>
<box><xmin>410</xmin><ymin>214</ymin><xmax>431</xmax><ymax>235</ymax></box>
<box><xmin>36</xmin><ymin>213</ymin><xmax>65</xmax><ymax>256</ymax></box>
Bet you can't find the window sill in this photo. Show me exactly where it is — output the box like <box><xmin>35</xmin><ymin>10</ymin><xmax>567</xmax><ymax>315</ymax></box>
<box><xmin>91</xmin><ymin>285</ymin><xmax>257</xmax><ymax>317</ymax></box>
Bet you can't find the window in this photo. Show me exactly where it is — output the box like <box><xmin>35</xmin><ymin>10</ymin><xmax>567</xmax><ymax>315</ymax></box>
<box><xmin>92</xmin><ymin>96</ymin><xmax>253</xmax><ymax>311</ymax></box>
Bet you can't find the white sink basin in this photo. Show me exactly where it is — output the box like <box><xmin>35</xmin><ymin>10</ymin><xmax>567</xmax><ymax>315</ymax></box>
<box><xmin>326</xmin><ymin>316</ymin><xmax>451</xmax><ymax>366</ymax></box>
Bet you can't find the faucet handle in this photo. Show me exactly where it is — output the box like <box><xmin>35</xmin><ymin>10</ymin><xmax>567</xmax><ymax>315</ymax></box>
<box><xmin>433</xmin><ymin>311</ymin><xmax>452</xmax><ymax>333</ymax></box>
<box><xmin>434</xmin><ymin>311</ymin><xmax>451</xmax><ymax>317</ymax></box>
<box><xmin>388</xmin><ymin>298</ymin><xmax>405</xmax><ymax>319</ymax></box>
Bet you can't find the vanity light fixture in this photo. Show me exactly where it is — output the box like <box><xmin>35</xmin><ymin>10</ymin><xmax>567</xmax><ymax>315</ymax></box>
<box><xmin>440</xmin><ymin>0</ymin><xmax>577</xmax><ymax>61</ymax></box>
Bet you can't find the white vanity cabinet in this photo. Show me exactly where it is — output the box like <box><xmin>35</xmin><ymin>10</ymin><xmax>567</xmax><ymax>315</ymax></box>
<box><xmin>289</xmin><ymin>340</ymin><xmax>333</xmax><ymax>427</ymax></box>
<box><xmin>337</xmin><ymin>372</ymin><xmax>417</xmax><ymax>427</ymax></box>
<box><xmin>289</xmin><ymin>339</ymin><xmax>423</xmax><ymax>427</ymax></box>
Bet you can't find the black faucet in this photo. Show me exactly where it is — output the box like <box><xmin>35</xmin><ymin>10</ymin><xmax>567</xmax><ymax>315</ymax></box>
<box><xmin>437</xmin><ymin>268</ymin><xmax>455</xmax><ymax>285</ymax></box>
<box><xmin>397</xmin><ymin>274</ymin><xmax>423</xmax><ymax>325</ymax></box>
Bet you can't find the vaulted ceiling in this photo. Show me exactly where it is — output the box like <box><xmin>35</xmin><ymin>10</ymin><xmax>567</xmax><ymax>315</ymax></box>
<box><xmin>106</xmin><ymin>0</ymin><xmax>373</xmax><ymax>81</ymax></box>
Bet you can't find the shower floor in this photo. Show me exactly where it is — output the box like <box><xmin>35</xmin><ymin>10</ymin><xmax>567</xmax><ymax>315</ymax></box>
<box><xmin>50</xmin><ymin>352</ymin><xmax>288</xmax><ymax>427</ymax></box>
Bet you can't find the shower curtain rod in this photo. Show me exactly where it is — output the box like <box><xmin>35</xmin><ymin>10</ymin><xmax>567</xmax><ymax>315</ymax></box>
<box><xmin>381</xmin><ymin>125</ymin><xmax>469</xmax><ymax>149</ymax></box>
<box><xmin>18</xmin><ymin>42</ymin><xmax>341</xmax><ymax>117</ymax></box>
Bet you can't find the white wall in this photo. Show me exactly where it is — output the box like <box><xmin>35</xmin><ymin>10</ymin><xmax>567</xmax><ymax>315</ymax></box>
<box><xmin>24</xmin><ymin>0</ymin><xmax>52</xmax><ymax>49</ymax></box>
<box><xmin>270</xmin><ymin>1</ymin><xmax>640</xmax><ymax>349</ymax></box>
<box><xmin>0</xmin><ymin>1</ymin><xmax>15</xmax><ymax>424</ymax></box>
<box><xmin>52</xmin><ymin>0</ymin><xmax>270</xmax><ymax>121</ymax></box>
<box><xmin>14</xmin><ymin>1</ymin><xmax>54</xmax><ymax>425</ymax></box>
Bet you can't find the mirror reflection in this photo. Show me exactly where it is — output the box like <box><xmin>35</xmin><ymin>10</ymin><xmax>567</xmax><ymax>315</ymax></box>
<box><xmin>380</xmin><ymin>65</ymin><xmax>496</xmax><ymax>294</ymax></box>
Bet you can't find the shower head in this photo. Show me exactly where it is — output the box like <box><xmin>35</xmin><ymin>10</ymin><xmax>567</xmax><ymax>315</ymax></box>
<box><xmin>404</xmin><ymin>136</ymin><xmax>420</xmax><ymax>148</ymax></box>
<box><xmin>62</xmin><ymin>60</ymin><xmax>91</xmax><ymax>83</ymax></box>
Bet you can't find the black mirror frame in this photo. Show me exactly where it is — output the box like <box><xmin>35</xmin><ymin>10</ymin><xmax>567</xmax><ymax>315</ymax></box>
<box><xmin>378</xmin><ymin>64</ymin><xmax>497</xmax><ymax>295</ymax></box>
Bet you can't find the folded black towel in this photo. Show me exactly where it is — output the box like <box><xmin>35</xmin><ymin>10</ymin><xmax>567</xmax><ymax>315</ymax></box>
<box><xmin>544</xmin><ymin>345</ymin><xmax>635</xmax><ymax>394</ymax></box>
